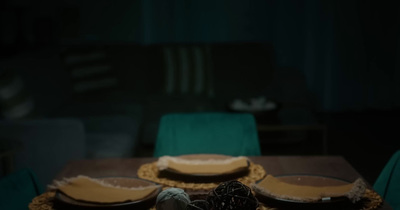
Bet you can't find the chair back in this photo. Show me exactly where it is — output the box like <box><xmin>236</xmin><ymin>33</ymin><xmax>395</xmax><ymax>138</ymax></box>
<box><xmin>0</xmin><ymin>169</ymin><xmax>43</xmax><ymax>210</ymax></box>
<box><xmin>0</xmin><ymin>119</ymin><xmax>86</xmax><ymax>185</ymax></box>
<box><xmin>154</xmin><ymin>112</ymin><xmax>261</xmax><ymax>157</ymax></box>
<box><xmin>374</xmin><ymin>150</ymin><xmax>400</xmax><ymax>209</ymax></box>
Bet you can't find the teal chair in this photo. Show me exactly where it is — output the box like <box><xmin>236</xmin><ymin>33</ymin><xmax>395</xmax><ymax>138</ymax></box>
<box><xmin>374</xmin><ymin>150</ymin><xmax>400</xmax><ymax>210</ymax></box>
<box><xmin>154</xmin><ymin>112</ymin><xmax>261</xmax><ymax>157</ymax></box>
<box><xmin>0</xmin><ymin>169</ymin><xmax>43</xmax><ymax>210</ymax></box>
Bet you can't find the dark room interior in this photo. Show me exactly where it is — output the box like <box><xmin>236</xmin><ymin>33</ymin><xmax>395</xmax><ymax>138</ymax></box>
<box><xmin>0</xmin><ymin>0</ymin><xmax>399</xmax><ymax>204</ymax></box>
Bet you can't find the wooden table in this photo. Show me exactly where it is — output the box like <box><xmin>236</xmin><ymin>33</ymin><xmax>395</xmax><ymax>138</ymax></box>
<box><xmin>54</xmin><ymin>156</ymin><xmax>392</xmax><ymax>210</ymax></box>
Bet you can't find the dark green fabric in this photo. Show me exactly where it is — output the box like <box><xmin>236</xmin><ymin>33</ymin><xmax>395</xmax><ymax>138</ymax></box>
<box><xmin>0</xmin><ymin>169</ymin><xmax>43</xmax><ymax>210</ymax></box>
<box><xmin>154</xmin><ymin>112</ymin><xmax>261</xmax><ymax>157</ymax></box>
<box><xmin>373</xmin><ymin>150</ymin><xmax>400</xmax><ymax>210</ymax></box>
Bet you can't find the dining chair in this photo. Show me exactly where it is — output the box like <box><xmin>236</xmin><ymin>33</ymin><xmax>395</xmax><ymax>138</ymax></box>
<box><xmin>153</xmin><ymin>112</ymin><xmax>261</xmax><ymax>157</ymax></box>
<box><xmin>373</xmin><ymin>150</ymin><xmax>400</xmax><ymax>210</ymax></box>
<box><xmin>0</xmin><ymin>119</ymin><xmax>86</xmax><ymax>185</ymax></box>
<box><xmin>0</xmin><ymin>168</ymin><xmax>43</xmax><ymax>210</ymax></box>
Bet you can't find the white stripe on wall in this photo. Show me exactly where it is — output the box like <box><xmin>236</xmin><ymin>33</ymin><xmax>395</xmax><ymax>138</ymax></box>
<box><xmin>179</xmin><ymin>47</ymin><xmax>189</xmax><ymax>94</ymax></box>
<box><xmin>164</xmin><ymin>47</ymin><xmax>175</xmax><ymax>94</ymax></box>
<box><xmin>2</xmin><ymin>99</ymin><xmax>34</xmax><ymax>119</ymax></box>
<box><xmin>193</xmin><ymin>46</ymin><xmax>204</xmax><ymax>94</ymax></box>
<box><xmin>64</xmin><ymin>51</ymin><xmax>107</xmax><ymax>65</ymax></box>
<box><xmin>205</xmin><ymin>45</ymin><xmax>214</xmax><ymax>97</ymax></box>
<box><xmin>73</xmin><ymin>77</ymin><xmax>118</xmax><ymax>93</ymax></box>
<box><xmin>0</xmin><ymin>77</ymin><xmax>23</xmax><ymax>100</ymax></box>
<box><xmin>71</xmin><ymin>65</ymin><xmax>111</xmax><ymax>78</ymax></box>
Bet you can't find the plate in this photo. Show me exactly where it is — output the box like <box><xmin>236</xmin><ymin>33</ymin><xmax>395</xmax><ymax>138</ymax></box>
<box><xmin>158</xmin><ymin>154</ymin><xmax>250</xmax><ymax>183</ymax></box>
<box><xmin>53</xmin><ymin>177</ymin><xmax>161</xmax><ymax>210</ymax></box>
<box><xmin>254</xmin><ymin>175</ymin><xmax>355</xmax><ymax>209</ymax></box>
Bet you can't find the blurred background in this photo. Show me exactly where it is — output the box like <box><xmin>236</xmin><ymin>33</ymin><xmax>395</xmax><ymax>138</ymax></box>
<box><xmin>0</xmin><ymin>0</ymin><xmax>399</xmax><ymax>185</ymax></box>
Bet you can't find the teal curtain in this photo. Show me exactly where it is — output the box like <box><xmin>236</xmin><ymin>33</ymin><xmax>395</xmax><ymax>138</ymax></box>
<box><xmin>140</xmin><ymin>0</ymin><xmax>400</xmax><ymax>112</ymax></box>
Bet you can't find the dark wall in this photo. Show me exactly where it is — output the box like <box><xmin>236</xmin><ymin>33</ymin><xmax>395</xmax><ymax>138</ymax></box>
<box><xmin>1</xmin><ymin>0</ymin><xmax>399</xmax><ymax>112</ymax></box>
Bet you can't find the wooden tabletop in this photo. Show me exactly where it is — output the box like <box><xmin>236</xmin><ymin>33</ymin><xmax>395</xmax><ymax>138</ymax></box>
<box><xmin>54</xmin><ymin>156</ymin><xmax>392</xmax><ymax>210</ymax></box>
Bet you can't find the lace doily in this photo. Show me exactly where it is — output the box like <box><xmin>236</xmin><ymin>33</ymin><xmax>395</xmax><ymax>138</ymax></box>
<box><xmin>137</xmin><ymin>161</ymin><xmax>266</xmax><ymax>190</ymax></box>
<box><xmin>29</xmin><ymin>191</ymin><xmax>55</xmax><ymax>210</ymax></box>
